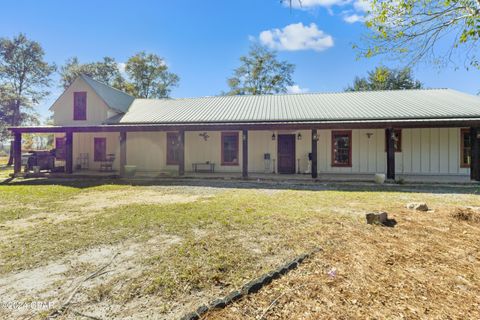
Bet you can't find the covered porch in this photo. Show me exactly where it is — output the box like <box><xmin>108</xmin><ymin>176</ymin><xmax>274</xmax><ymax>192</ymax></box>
<box><xmin>9</xmin><ymin>120</ymin><xmax>480</xmax><ymax>183</ymax></box>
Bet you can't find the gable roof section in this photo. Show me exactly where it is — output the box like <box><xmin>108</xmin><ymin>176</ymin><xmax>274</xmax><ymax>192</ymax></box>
<box><xmin>108</xmin><ymin>89</ymin><xmax>480</xmax><ymax>125</ymax></box>
<box><xmin>80</xmin><ymin>74</ymin><xmax>134</xmax><ymax>113</ymax></box>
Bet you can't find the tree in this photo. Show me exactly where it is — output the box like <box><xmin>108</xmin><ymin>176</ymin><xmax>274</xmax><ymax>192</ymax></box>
<box><xmin>59</xmin><ymin>56</ymin><xmax>124</xmax><ymax>89</ymax></box>
<box><xmin>125</xmin><ymin>52</ymin><xmax>179</xmax><ymax>98</ymax></box>
<box><xmin>0</xmin><ymin>34</ymin><xmax>55</xmax><ymax>165</ymax></box>
<box><xmin>346</xmin><ymin>66</ymin><xmax>423</xmax><ymax>91</ymax></box>
<box><xmin>357</xmin><ymin>0</ymin><xmax>480</xmax><ymax>69</ymax></box>
<box><xmin>227</xmin><ymin>44</ymin><xmax>295</xmax><ymax>95</ymax></box>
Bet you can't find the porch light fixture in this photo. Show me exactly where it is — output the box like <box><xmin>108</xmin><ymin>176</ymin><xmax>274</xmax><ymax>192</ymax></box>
<box><xmin>242</xmin><ymin>133</ymin><xmax>247</xmax><ymax>141</ymax></box>
<box><xmin>297</xmin><ymin>133</ymin><xmax>302</xmax><ymax>140</ymax></box>
<box><xmin>199</xmin><ymin>132</ymin><xmax>209</xmax><ymax>141</ymax></box>
<box><xmin>366</xmin><ymin>132</ymin><xmax>373</xmax><ymax>139</ymax></box>
<box><xmin>271</xmin><ymin>133</ymin><xmax>276</xmax><ymax>141</ymax></box>
<box><xmin>312</xmin><ymin>133</ymin><xmax>319</xmax><ymax>141</ymax></box>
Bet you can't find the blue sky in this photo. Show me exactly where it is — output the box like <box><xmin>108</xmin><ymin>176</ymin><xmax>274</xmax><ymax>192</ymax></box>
<box><xmin>1</xmin><ymin>0</ymin><xmax>478</xmax><ymax>120</ymax></box>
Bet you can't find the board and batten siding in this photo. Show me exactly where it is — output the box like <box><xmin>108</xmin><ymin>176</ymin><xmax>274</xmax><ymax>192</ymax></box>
<box><xmin>51</xmin><ymin>77</ymin><xmax>117</xmax><ymax>126</ymax></box>
<box><xmin>63</xmin><ymin>127</ymin><xmax>469</xmax><ymax>176</ymax></box>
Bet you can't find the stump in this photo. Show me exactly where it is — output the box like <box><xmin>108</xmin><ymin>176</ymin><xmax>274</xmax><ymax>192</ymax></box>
<box><xmin>366</xmin><ymin>212</ymin><xmax>388</xmax><ymax>225</ymax></box>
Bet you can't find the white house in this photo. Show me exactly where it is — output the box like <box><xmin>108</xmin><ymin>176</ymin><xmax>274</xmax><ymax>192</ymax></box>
<box><xmin>9</xmin><ymin>74</ymin><xmax>480</xmax><ymax>182</ymax></box>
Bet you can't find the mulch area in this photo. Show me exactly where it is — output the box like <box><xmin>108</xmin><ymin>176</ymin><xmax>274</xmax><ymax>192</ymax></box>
<box><xmin>204</xmin><ymin>206</ymin><xmax>480</xmax><ymax>319</ymax></box>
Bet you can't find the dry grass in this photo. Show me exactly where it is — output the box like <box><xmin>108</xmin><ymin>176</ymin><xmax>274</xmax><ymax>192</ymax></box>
<box><xmin>0</xmin><ymin>180</ymin><xmax>479</xmax><ymax>319</ymax></box>
<box><xmin>452</xmin><ymin>207</ymin><xmax>480</xmax><ymax>223</ymax></box>
<box><xmin>207</xmin><ymin>206</ymin><xmax>480</xmax><ymax>320</ymax></box>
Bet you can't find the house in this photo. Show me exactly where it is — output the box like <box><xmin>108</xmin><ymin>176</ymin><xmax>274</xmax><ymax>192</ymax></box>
<box><xmin>9</xmin><ymin>74</ymin><xmax>480</xmax><ymax>182</ymax></box>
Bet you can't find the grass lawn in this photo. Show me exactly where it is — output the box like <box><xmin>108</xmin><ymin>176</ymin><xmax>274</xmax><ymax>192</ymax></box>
<box><xmin>0</xmin><ymin>179</ymin><xmax>479</xmax><ymax>319</ymax></box>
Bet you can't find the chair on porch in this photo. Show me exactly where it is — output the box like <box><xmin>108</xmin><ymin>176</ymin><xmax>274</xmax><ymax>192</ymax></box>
<box><xmin>100</xmin><ymin>153</ymin><xmax>115</xmax><ymax>172</ymax></box>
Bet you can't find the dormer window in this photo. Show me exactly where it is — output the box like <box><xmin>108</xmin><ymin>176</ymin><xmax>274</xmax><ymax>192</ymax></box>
<box><xmin>73</xmin><ymin>92</ymin><xmax>87</xmax><ymax>120</ymax></box>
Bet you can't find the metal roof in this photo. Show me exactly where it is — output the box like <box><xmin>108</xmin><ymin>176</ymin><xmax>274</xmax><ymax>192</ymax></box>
<box><xmin>80</xmin><ymin>74</ymin><xmax>134</xmax><ymax>113</ymax></box>
<box><xmin>106</xmin><ymin>89</ymin><xmax>480</xmax><ymax>125</ymax></box>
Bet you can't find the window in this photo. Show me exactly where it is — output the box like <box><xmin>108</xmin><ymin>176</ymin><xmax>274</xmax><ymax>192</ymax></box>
<box><xmin>385</xmin><ymin>129</ymin><xmax>402</xmax><ymax>152</ymax></box>
<box><xmin>221</xmin><ymin>132</ymin><xmax>239</xmax><ymax>165</ymax></box>
<box><xmin>166</xmin><ymin>132</ymin><xmax>180</xmax><ymax>165</ymax></box>
<box><xmin>94</xmin><ymin>137</ymin><xmax>107</xmax><ymax>162</ymax></box>
<box><xmin>461</xmin><ymin>129</ymin><xmax>471</xmax><ymax>168</ymax></box>
<box><xmin>73</xmin><ymin>92</ymin><xmax>87</xmax><ymax>120</ymax></box>
<box><xmin>55</xmin><ymin>137</ymin><xmax>65</xmax><ymax>160</ymax></box>
<box><xmin>332</xmin><ymin>131</ymin><xmax>352</xmax><ymax>167</ymax></box>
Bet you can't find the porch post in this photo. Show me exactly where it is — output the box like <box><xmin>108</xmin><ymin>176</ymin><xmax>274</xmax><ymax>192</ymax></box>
<box><xmin>13</xmin><ymin>132</ymin><xmax>22</xmax><ymax>175</ymax></box>
<box><xmin>178</xmin><ymin>129</ymin><xmax>185</xmax><ymax>176</ymax></box>
<box><xmin>65</xmin><ymin>130</ymin><xmax>73</xmax><ymax>174</ymax></box>
<box><xmin>470</xmin><ymin>127</ymin><xmax>480</xmax><ymax>181</ymax></box>
<box><xmin>386</xmin><ymin>128</ymin><xmax>395</xmax><ymax>180</ymax></box>
<box><xmin>242</xmin><ymin>129</ymin><xmax>248</xmax><ymax>178</ymax></box>
<box><xmin>311</xmin><ymin>129</ymin><xmax>318</xmax><ymax>179</ymax></box>
<box><xmin>119</xmin><ymin>131</ymin><xmax>127</xmax><ymax>177</ymax></box>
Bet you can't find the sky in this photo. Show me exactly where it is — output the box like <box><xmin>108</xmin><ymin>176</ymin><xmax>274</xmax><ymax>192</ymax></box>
<box><xmin>1</xmin><ymin>0</ymin><xmax>479</xmax><ymax>121</ymax></box>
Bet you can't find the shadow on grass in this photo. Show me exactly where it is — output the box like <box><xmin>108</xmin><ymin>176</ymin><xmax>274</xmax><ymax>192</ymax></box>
<box><xmin>1</xmin><ymin>175</ymin><xmax>479</xmax><ymax>194</ymax></box>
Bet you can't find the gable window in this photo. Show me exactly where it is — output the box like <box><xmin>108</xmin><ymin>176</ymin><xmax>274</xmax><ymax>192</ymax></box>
<box><xmin>55</xmin><ymin>137</ymin><xmax>65</xmax><ymax>160</ymax></box>
<box><xmin>73</xmin><ymin>92</ymin><xmax>87</xmax><ymax>120</ymax></box>
<box><xmin>94</xmin><ymin>137</ymin><xmax>107</xmax><ymax>162</ymax></box>
<box><xmin>221</xmin><ymin>132</ymin><xmax>239</xmax><ymax>165</ymax></box>
<box><xmin>166</xmin><ymin>132</ymin><xmax>180</xmax><ymax>165</ymax></box>
<box><xmin>385</xmin><ymin>129</ymin><xmax>402</xmax><ymax>152</ymax></box>
<box><xmin>461</xmin><ymin>129</ymin><xmax>471</xmax><ymax>168</ymax></box>
<box><xmin>332</xmin><ymin>131</ymin><xmax>352</xmax><ymax>167</ymax></box>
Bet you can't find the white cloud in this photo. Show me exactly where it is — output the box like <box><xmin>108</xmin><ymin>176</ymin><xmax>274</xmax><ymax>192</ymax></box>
<box><xmin>353</xmin><ymin>0</ymin><xmax>371</xmax><ymax>12</ymax></box>
<box><xmin>287</xmin><ymin>0</ymin><xmax>351</xmax><ymax>9</ymax></box>
<box><xmin>287</xmin><ymin>85</ymin><xmax>310</xmax><ymax>94</ymax></box>
<box><xmin>343</xmin><ymin>13</ymin><xmax>365</xmax><ymax>23</ymax></box>
<box><xmin>117</xmin><ymin>62</ymin><xmax>127</xmax><ymax>75</ymax></box>
<box><xmin>259</xmin><ymin>23</ymin><xmax>334</xmax><ymax>52</ymax></box>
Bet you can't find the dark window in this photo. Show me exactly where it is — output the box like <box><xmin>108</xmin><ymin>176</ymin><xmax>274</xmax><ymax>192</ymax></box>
<box><xmin>332</xmin><ymin>131</ymin><xmax>352</xmax><ymax>167</ymax></box>
<box><xmin>166</xmin><ymin>132</ymin><xmax>180</xmax><ymax>165</ymax></box>
<box><xmin>94</xmin><ymin>137</ymin><xmax>107</xmax><ymax>162</ymax></box>
<box><xmin>55</xmin><ymin>137</ymin><xmax>65</xmax><ymax>160</ymax></box>
<box><xmin>461</xmin><ymin>129</ymin><xmax>471</xmax><ymax>168</ymax></box>
<box><xmin>221</xmin><ymin>132</ymin><xmax>239</xmax><ymax>165</ymax></box>
<box><xmin>385</xmin><ymin>129</ymin><xmax>402</xmax><ymax>152</ymax></box>
<box><xmin>73</xmin><ymin>92</ymin><xmax>87</xmax><ymax>120</ymax></box>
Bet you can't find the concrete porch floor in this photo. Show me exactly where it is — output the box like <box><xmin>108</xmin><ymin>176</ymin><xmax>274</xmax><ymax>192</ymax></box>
<box><xmin>20</xmin><ymin>169</ymin><xmax>474</xmax><ymax>184</ymax></box>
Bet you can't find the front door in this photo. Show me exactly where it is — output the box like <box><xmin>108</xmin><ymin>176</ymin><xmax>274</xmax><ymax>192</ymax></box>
<box><xmin>277</xmin><ymin>134</ymin><xmax>296</xmax><ymax>174</ymax></box>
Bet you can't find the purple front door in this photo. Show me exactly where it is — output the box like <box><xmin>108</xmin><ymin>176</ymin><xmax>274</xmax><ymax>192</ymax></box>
<box><xmin>277</xmin><ymin>134</ymin><xmax>296</xmax><ymax>174</ymax></box>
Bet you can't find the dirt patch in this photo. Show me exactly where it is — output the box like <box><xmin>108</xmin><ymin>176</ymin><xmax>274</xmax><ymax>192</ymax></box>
<box><xmin>68</xmin><ymin>189</ymin><xmax>204</xmax><ymax>212</ymax></box>
<box><xmin>0</xmin><ymin>233</ymin><xmax>182</xmax><ymax>319</ymax></box>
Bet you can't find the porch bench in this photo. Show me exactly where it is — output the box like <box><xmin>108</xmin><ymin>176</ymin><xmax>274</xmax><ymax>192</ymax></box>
<box><xmin>192</xmin><ymin>162</ymin><xmax>215</xmax><ymax>173</ymax></box>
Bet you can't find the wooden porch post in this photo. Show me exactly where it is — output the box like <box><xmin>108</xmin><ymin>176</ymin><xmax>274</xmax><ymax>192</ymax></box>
<box><xmin>119</xmin><ymin>131</ymin><xmax>127</xmax><ymax>177</ymax></box>
<box><xmin>65</xmin><ymin>130</ymin><xmax>73</xmax><ymax>174</ymax></box>
<box><xmin>311</xmin><ymin>129</ymin><xmax>318</xmax><ymax>179</ymax></box>
<box><xmin>178</xmin><ymin>129</ymin><xmax>185</xmax><ymax>176</ymax></box>
<box><xmin>386</xmin><ymin>128</ymin><xmax>395</xmax><ymax>180</ymax></box>
<box><xmin>13</xmin><ymin>132</ymin><xmax>22</xmax><ymax>175</ymax></box>
<box><xmin>242</xmin><ymin>129</ymin><xmax>248</xmax><ymax>178</ymax></box>
<box><xmin>470</xmin><ymin>127</ymin><xmax>480</xmax><ymax>181</ymax></box>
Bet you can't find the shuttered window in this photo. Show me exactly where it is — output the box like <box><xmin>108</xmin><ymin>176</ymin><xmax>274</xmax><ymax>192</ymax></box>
<box><xmin>221</xmin><ymin>132</ymin><xmax>239</xmax><ymax>165</ymax></box>
<box><xmin>94</xmin><ymin>137</ymin><xmax>107</xmax><ymax>162</ymax></box>
<box><xmin>461</xmin><ymin>129</ymin><xmax>471</xmax><ymax>168</ymax></box>
<box><xmin>55</xmin><ymin>137</ymin><xmax>65</xmax><ymax>160</ymax></box>
<box><xmin>166</xmin><ymin>132</ymin><xmax>180</xmax><ymax>165</ymax></box>
<box><xmin>73</xmin><ymin>92</ymin><xmax>87</xmax><ymax>120</ymax></box>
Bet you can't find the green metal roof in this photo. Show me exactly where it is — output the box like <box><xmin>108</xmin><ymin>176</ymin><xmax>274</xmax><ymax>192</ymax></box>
<box><xmin>106</xmin><ymin>89</ymin><xmax>480</xmax><ymax>124</ymax></box>
<box><xmin>80</xmin><ymin>74</ymin><xmax>134</xmax><ymax>113</ymax></box>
